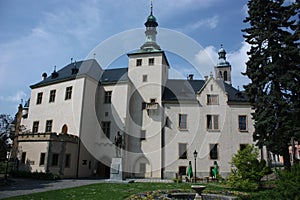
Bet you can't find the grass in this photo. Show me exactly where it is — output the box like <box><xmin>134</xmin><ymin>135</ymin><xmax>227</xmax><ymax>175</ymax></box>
<box><xmin>3</xmin><ymin>182</ymin><xmax>240</xmax><ymax>200</ymax></box>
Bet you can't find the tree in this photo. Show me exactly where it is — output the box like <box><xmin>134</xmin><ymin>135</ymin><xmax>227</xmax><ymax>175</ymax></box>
<box><xmin>0</xmin><ymin>114</ymin><xmax>13</xmax><ymax>162</ymax></box>
<box><xmin>242</xmin><ymin>0</ymin><xmax>300</xmax><ymax>170</ymax></box>
<box><xmin>228</xmin><ymin>145</ymin><xmax>271</xmax><ymax>191</ymax></box>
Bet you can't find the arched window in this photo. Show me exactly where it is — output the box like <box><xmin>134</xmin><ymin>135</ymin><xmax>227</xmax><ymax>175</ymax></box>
<box><xmin>219</xmin><ymin>71</ymin><xmax>222</xmax><ymax>78</ymax></box>
<box><xmin>61</xmin><ymin>124</ymin><xmax>68</xmax><ymax>134</ymax></box>
<box><xmin>224</xmin><ymin>71</ymin><xmax>228</xmax><ymax>81</ymax></box>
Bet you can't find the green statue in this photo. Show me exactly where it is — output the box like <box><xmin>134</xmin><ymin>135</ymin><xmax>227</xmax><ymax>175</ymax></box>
<box><xmin>212</xmin><ymin>161</ymin><xmax>218</xmax><ymax>178</ymax></box>
<box><xmin>187</xmin><ymin>161</ymin><xmax>193</xmax><ymax>181</ymax></box>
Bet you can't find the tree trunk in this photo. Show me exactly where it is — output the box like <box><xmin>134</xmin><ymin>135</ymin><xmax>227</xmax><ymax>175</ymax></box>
<box><xmin>282</xmin><ymin>145</ymin><xmax>291</xmax><ymax>171</ymax></box>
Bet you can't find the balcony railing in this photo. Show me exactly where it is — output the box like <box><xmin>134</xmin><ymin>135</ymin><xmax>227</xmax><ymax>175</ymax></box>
<box><xmin>146</xmin><ymin>103</ymin><xmax>158</xmax><ymax>110</ymax></box>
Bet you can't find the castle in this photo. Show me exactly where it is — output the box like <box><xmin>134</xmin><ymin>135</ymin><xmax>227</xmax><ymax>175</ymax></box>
<box><xmin>17</xmin><ymin>5</ymin><xmax>254</xmax><ymax>179</ymax></box>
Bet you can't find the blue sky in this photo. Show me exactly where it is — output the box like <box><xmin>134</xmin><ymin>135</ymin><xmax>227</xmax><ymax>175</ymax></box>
<box><xmin>0</xmin><ymin>0</ymin><xmax>253</xmax><ymax>115</ymax></box>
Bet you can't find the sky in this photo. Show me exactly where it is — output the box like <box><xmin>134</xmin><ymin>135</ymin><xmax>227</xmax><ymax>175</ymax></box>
<box><xmin>0</xmin><ymin>0</ymin><xmax>253</xmax><ymax>116</ymax></box>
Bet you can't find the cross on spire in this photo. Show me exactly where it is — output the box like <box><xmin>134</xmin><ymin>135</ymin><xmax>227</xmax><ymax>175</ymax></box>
<box><xmin>150</xmin><ymin>0</ymin><xmax>153</xmax><ymax>15</ymax></box>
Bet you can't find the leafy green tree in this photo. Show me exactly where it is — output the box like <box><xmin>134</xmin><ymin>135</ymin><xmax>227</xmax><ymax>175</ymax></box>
<box><xmin>228</xmin><ymin>145</ymin><xmax>271</xmax><ymax>191</ymax></box>
<box><xmin>242</xmin><ymin>0</ymin><xmax>300</xmax><ymax>170</ymax></box>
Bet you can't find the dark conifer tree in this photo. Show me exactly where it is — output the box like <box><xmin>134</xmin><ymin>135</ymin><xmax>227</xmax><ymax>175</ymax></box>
<box><xmin>243</xmin><ymin>0</ymin><xmax>300</xmax><ymax>169</ymax></box>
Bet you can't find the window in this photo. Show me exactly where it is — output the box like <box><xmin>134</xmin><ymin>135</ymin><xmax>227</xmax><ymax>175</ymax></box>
<box><xmin>61</xmin><ymin>124</ymin><xmax>68</xmax><ymax>134</ymax></box>
<box><xmin>39</xmin><ymin>153</ymin><xmax>46</xmax><ymax>166</ymax></box>
<box><xmin>207</xmin><ymin>115</ymin><xmax>219</xmax><ymax>130</ymax></box>
<box><xmin>21</xmin><ymin>152</ymin><xmax>26</xmax><ymax>164</ymax></box>
<box><xmin>65</xmin><ymin>154</ymin><xmax>71</xmax><ymax>168</ymax></box>
<box><xmin>224</xmin><ymin>71</ymin><xmax>228</xmax><ymax>81</ymax></box>
<box><xmin>49</xmin><ymin>90</ymin><xmax>56</xmax><ymax>103</ymax></box>
<box><xmin>148</xmin><ymin>58</ymin><xmax>154</xmax><ymax>66</ymax></box>
<box><xmin>179</xmin><ymin>114</ymin><xmax>187</xmax><ymax>129</ymax></box>
<box><xmin>32</xmin><ymin>121</ymin><xmax>39</xmax><ymax>133</ymax></box>
<box><xmin>52</xmin><ymin>153</ymin><xmax>59</xmax><ymax>166</ymax></box>
<box><xmin>142</xmin><ymin>75</ymin><xmax>148</xmax><ymax>82</ymax></box>
<box><xmin>101</xmin><ymin>121</ymin><xmax>111</xmax><ymax>138</ymax></box>
<box><xmin>207</xmin><ymin>95</ymin><xmax>219</xmax><ymax>105</ymax></box>
<box><xmin>178</xmin><ymin>166</ymin><xmax>187</xmax><ymax>176</ymax></box>
<box><xmin>136</xmin><ymin>59</ymin><xmax>142</xmax><ymax>66</ymax></box>
<box><xmin>179</xmin><ymin>143</ymin><xmax>187</xmax><ymax>159</ymax></box>
<box><xmin>36</xmin><ymin>92</ymin><xmax>43</xmax><ymax>104</ymax></box>
<box><xmin>140</xmin><ymin>130</ymin><xmax>146</xmax><ymax>141</ymax></box>
<box><xmin>209</xmin><ymin>144</ymin><xmax>218</xmax><ymax>160</ymax></box>
<box><xmin>140</xmin><ymin>163</ymin><xmax>146</xmax><ymax>173</ymax></box>
<box><xmin>238</xmin><ymin>115</ymin><xmax>247</xmax><ymax>131</ymax></box>
<box><xmin>211</xmin><ymin>84</ymin><xmax>213</xmax><ymax>91</ymax></box>
<box><xmin>104</xmin><ymin>91</ymin><xmax>112</xmax><ymax>104</ymax></box>
<box><xmin>65</xmin><ymin>86</ymin><xmax>73</xmax><ymax>100</ymax></box>
<box><xmin>45</xmin><ymin>120</ymin><xmax>53</xmax><ymax>132</ymax></box>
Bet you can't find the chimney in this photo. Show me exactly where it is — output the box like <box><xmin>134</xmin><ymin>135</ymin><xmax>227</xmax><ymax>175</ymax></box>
<box><xmin>188</xmin><ymin>74</ymin><xmax>194</xmax><ymax>80</ymax></box>
<box><xmin>42</xmin><ymin>72</ymin><xmax>47</xmax><ymax>80</ymax></box>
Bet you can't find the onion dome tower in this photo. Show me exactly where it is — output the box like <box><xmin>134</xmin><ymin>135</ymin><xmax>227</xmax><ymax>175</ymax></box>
<box><xmin>140</xmin><ymin>1</ymin><xmax>161</xmax><ymax>52</ymax></box>
<box><xmin>214</xmin><ymin>45</ymin><xmax>232</xmax><ymax>85</ymax></box>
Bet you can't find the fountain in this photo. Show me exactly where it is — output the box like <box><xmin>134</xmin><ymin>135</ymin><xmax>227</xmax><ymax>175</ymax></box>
<box><xmin>191</xmin><ymin>185</ymin><xmax>206</xmax><ymax>200</ymax></box>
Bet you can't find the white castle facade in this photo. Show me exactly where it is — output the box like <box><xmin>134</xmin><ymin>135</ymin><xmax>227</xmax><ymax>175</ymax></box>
<box><xmin>17</xmin><ymin>8</ymin><xmax>254</xmax><ymax>179</ymax></box>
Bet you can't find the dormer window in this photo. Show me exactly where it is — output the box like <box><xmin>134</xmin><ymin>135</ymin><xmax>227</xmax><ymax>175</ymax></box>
<box><xmin>207</xmin><ymin>95</ymin><xmax>219</xmax><ymax>105</ymax></box>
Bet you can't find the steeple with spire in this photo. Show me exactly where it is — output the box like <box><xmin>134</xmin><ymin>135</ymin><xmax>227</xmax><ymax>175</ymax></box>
<box><xmin>214</xmin><ymin>45</ymin><xmax>232</xmax><ymax>84</ymax></box>
<box><xmin>140</xmin><ymin>0</ymin><xmax>161</xmax><ymax>52</ymax></box>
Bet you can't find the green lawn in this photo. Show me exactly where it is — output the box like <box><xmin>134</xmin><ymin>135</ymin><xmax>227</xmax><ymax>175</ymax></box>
<box><xmin>3</xmin><ymin>182</ymin><xmax>239</xmax><ymax>200</ymax></box>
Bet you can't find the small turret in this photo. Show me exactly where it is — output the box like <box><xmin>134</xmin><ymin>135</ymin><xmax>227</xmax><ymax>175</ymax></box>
<box><xmin>214</xmin><ymin>45</ymin><xmax>232</xmax><ymax>85</ymax></box>
<box><xmin>140</xmin><ymin>0</ymin><xmax>161</xmax><ymax>52</ymax></box>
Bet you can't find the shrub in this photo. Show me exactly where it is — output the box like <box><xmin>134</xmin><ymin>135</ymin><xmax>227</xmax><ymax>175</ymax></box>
<box><xmin>227</xmin><ymin>145</ymin><xmax>271</xmax><ymax>191</ymax></box>
<box><xmin>11</xmin><ymin>170</ymin><xmax>60</xmax><ymax>180</ymax></box>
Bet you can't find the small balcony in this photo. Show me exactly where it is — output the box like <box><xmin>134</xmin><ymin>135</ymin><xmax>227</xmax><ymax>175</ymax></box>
<box><xmin>146</xmin><ymin>102</ymin><xmax>158</xmax><ymax>110</ymax></box>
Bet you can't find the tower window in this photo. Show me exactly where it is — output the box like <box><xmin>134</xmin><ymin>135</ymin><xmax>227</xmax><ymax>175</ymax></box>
<box><xmin>104</xmin><ymin>91</ymin><xmax>112</xmax><ymax>104</ymax></box>
<box><xmin>142</xmin><ymin>75</ymin><xmax>148</xmax><ymax>82</ymax></box>
<box><xmin>148</xmin><ymin>58</ymin><xmax>154</xmax><ymax>66</ymax></box>
<box><xmin>65</xmin><ymin>86</ymin><xmax>73</xmax><ymax>100</ymax></box>
<box><xmin>179</xmin><ymin>114</ymin><xmax>187</xmax><ymax>130</ymax></box>
<box><xmin>101</xmin><ymin>121</ymin><xmax>111</xmax><ymax>138</ymax></box>
<box><xmin>36</xmin><ymin>92</ymin><xmax>43</xmax><ymax>104</ymax></box>
<box><xmin>224</xmin><ymin>71</ymin><xmax>228</xmax><ymax>81</ymax></box>
<box><xmin>140</xmin><ymin>130</ymin><xmax>146</xmax><ymax>141</ymax></box>
<box><xmin>136</xmin><ymin>59</ymin><xmax>142</xmax><ymax>66</ymax></box>
<box><xmin>49</xmin><ymin>90</ymin><xmax>56</xmax><ymax>103</ymax></box>
<box><xmin>219</xmin><ymin>71</ymin><xmax>222</xmax><ymax>78</ymax></box>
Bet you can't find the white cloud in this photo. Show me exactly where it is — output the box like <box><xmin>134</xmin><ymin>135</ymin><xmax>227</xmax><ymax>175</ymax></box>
<box><xmin>194</xmin><ymin>45</ymin><xmax>218</xmax><ymax>76</ymax></box>
<box><xmin>159</xmin><ymin>0</ymin><xmax>223</xmax><ymax>12</ymax></box>
<box><xmin>194</xmin><ymin>42</ymin><xmax>251</xmax><ymax>88</ymax></box>
<box><xmin>241</xmin><ymin>4</ymin><xmax>248</xmax><ymax>17</ymax></box>
<box><xmin>183</xmin><ymin>16</ymin><xmax>219</xmax><ymax>32</ymax></box>
<box><xmin>227</xmin><ymin>41</ymin><xmax>251</xmax><ymax>88</ymax></box>
<box><xmin>0</xmin><ymin>91</ymin><xmax>27</xmax><ymax>103</ymax></box>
